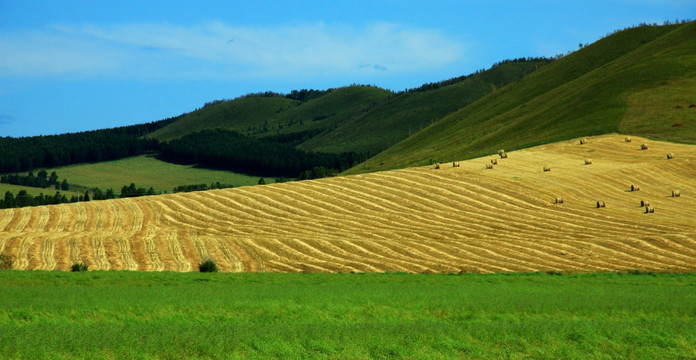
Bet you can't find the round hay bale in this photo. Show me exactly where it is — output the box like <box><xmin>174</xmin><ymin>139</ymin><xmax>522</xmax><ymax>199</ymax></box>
<box><xmin>631</xmin><ymin>185</ymin><xmax>640</xmax><ymax>192</ymax></box>
<box><xmin>645</xmin><ymin>206</ymin><xmax>655</xmax><ymax>213</ymax></box>
<box><xmin>641</xmin><ymin>143</ymin><xmax>648</xmax><ymax>150</ymax></box>
<box><xmin>584</xmin><ymin>159</ymin><xmax>592</xmax><ymax>165</ymax></box>
<box><xmin>667</xmin><ymin>153</ymin><xmax>675</xmax><ymax>159</ymax></box>
<box><xmin>596</xmin><ymin>201</ymin><xmax>606</xmax><ymax>208</ymax></box>
<box><xmin>490</xmin><ymin>158</ymin><xmax>498</xmax><ymax>165</ymax></box>
<box><xmin>554</xmin><ymin>196</ymin><xmax>564</xmax><ymax>204</ymax></box>
<box><xmin>580</xmin><ymin>138</ymin><xmax>588</xmax><ymax>145</ymax></box>
<box><xmin>498</xmin><ymin>149</ymin><xmax>505</xmax><ymax>155</ymax></box>
<box><xmin>485</xmin><ymin>163</ymin><xmax>493</xmax><ymax>170</ymax></box>
<box><xmin>452</xmin><ymin>162</ymin><xmax>460</xmax><ymax>168</ymax></box>
<box><xmin>640</xmin><ymin>200</ymin><xmax>650</xmax><ymax>207</ymax></box>
<box><xmin>672</xmin><ymin>189</ymin><xmax>681</xmax><ymax>197</ymax></box>
<box><xmin>435</xmin><ymin>163</ymin><xmax>440</xmax><ymax>169</ymax></box>
<box><xmin>625</xmin><ymin>137</ymin><xmax>632</xmax><ymax>142</ymax></box>
<box><xmin>500</xmin><ymin>152</ymin><xmax>508</xmax><ymax>159</ymax></box>
<box><xmin>543</xmin><ymin>165</ymin><xmax>551</xmax><ymax>172</ymax></box>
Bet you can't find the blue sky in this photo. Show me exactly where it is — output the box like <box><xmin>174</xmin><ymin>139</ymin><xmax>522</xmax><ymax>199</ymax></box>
<box><xmin>1</xmin><ymin>1</ymin><xmax>693</xmax><ymax>137</ymax></box>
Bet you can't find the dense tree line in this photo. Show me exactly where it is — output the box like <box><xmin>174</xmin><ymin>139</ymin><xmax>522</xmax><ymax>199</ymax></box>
<box><xmin>284</xmin><ymin>89</ymin><xmax>333</xmax><ymax>102</ymax></box>
<box><xmin>158</xmin><ymin>129</ymin><xmax>366</xmax><ymax>177</ymax></box>
<box><xmin>205</xmin><ymin>88</ymin><xmax>336</xmax><ymax>108</ymax></box>
<box><xmin>1</xmin><ymin>191</ymin><xmax>71</xmax><ymax>209</ymax></box>
<box><xmin>0</xmin><ymin>183</ymin><xmax>161</xmax><ymax>209</ymax></box>
<box><xmin>173</xmin><ymin>182</ymin><xmax>235</xmax><ymax>193</ymax></box>
<box><xmin>1</xmin><ymin>170</ymin><xmax>67</xmax><ymax>190</ymax></box>
<box><xmin>120</xmin><ymin>183</ymin><xmax>157</xmax><ymax>198</ymax></box>
<box><xmin>261</xmin><ymin>129</ymin><xmax>325</xmax><ymax>146</ymax></box>
<box><xmin>0</xmin><ymin>119</ymin><xmax>172</xmax><ymax>173</ymax></box>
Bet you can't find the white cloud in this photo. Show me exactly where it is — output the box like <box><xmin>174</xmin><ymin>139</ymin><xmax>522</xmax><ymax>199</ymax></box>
<box><xmin>0</xmin><ymin>21</ymin><xmax>467</xmax><ymax>81</ymax></box>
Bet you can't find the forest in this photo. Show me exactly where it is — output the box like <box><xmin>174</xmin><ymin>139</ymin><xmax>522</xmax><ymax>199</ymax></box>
<box><xmin>0</xmin><ymin>119</ymin><xmax>172</xmax><ymax>173</ymax></box>
<box><xmin>157</xmin><ymin>129</ymin><xmax>366</xmax><ymax>177</ymax></box>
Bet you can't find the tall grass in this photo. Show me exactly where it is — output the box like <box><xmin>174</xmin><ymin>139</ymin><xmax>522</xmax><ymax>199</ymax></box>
<box><xmin>0</xmin><ymin>271</ymin><xmax>694</xmax><ymax>359</ymax></box>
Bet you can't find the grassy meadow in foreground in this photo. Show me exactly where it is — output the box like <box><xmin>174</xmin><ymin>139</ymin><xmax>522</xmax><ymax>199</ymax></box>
<box><xmin>0</xmin><ymin>271</ymin><xmax>694</xmax><ymax>359</ymax></box>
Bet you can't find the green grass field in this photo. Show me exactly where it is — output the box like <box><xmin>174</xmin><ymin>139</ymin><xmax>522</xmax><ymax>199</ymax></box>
<box><xmin>0</xmin><ymin>271</ymin><xmax>693</xmax><ymax>359</ymax></box>
<box><xmin>46</xmin><ymin>155</ymin><xmax>270</xmax><ymax>194</ymax></box>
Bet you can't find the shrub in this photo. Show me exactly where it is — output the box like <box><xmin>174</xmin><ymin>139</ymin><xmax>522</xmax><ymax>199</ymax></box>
<box><xmin>199</xmin><ymin>258</ymin><xmax>218</xmax><ymax>273</ymax></box>
<box><xmin>0</xmin><ymin>253</ymin><xmax>13</xmax><ymax>270</ymax></box>
<box><xmin>71</xmin><ymin>262</ymin><xmax>88</xmax><ymax>272</ymax></box>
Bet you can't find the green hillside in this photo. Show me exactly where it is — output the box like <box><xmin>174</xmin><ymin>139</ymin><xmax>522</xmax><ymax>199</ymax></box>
<box><xmin>147</xmin><ymin>64</ymin><xmax>546</xmax><ymax>157</ymax></box>
<box><xmin>147</xmin><ymin>96</ymin><xmax>297</xmax><ymax>142</ymax></box>
<box><xmin>298</xmin><ymin>61</ymin><xmax>547</xmax><ymax>155</ymax></box>
<box><xmin>348</xmin><ymin>22</ymin><xmax>696</xmax><ymax>173</ymax></box>
<box><xmin>147</xmin><ymin>86</ymin><xmax>392</xmax><ymax>143</ymax></box>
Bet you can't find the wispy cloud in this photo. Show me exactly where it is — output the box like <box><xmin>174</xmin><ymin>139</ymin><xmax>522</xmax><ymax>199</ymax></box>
<box><xmin>0</xmin><ymin>21</ymin><xmax>466</xmax><ymax>81</ymax></box>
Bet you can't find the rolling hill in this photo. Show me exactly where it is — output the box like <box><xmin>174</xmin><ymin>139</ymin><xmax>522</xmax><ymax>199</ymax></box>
<box><xmin>348</xmin><ymin>21</ymin><xmax>696</xmax><ymax>174</ymax></box>
<box><xmin>1</xmin><ymin>134</ymin><xmax>695</xmax><ymax>273</ymax></box>
<box><xmin>146</xmin><ymin>86</ymin><xmax>392</xmax><ymax>143</ymax></box>
<box><xmin>146</xmin><ymin>61</ymin><xmax>546</xmax><ymax>155</ymax></box>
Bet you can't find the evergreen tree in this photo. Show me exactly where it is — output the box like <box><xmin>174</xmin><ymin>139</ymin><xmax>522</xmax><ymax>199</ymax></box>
<box><xmin>48</xmin><ymin>172</ymin><xmax>59</xmax><ymax>186</ymax></box>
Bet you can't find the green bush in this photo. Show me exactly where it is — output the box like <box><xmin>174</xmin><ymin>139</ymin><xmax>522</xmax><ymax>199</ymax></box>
<box><xmin>199</xmin><ymin>258</ymin><xmax>218</xmax><ymax>273</ymax></box>
<box><xmin>0</xmin><ymin>254</ymin><xmax>13</xmax><ymax>270</ymax></box>
<box><xmin>71</xmin><ymin>262</ymin><xmax>88</xmax><ymax>272</ymax></box>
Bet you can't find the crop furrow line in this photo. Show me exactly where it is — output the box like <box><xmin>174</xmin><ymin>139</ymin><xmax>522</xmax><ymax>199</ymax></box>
<box><xmin>0</xmin><ymin>209</ymin><xmax>15</xmax><ymax>232</ymax></box>
<box><xmin>89</xmin><ymin>237</ymin><xmax>109</xmax><ymax>270</ymax></box>
<box><xmin>166</xmin><ymin>229</ymin><xmax>191</xmax><ymax>272</ymax></box>
<box><xmin>40</xmin><ymin>237</ymin><xmax>56</xmax><ymax>270</ymax></box>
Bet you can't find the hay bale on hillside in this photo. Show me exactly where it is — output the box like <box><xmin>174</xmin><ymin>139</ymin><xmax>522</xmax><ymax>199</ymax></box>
<box><xmin>485</xmin><ymin>163</ymin><xmax>493</xmax><ymax>170</ymax></box>
<box><xmin>452</xmin><ymin>162</ymin><xmax>460</xmax><ymax>167</ymax></box>
<box><xmin>645</xmin><ymin>206</ymin><xmax>655</xmax><ymax>213</ymax></box>
<box><xmin>490</xmin><ymin>158</ymin><xmax>498</xmax><ymax>165</ymax></box>
<box><xmin>640</xmin><ymin>200</ymin><xmax>650</xmax><ymax>207</ymax></box>
<box><xmin>498</xmin><ymin>149</ymin><xmax>505</xmax><ymax>155</ymax></box>
<box><xmin>630</xmin><ymin>185</ymin><xmax>640</xmax><ymax>192</ymax></box>
<box><xmin>641</xmin><ymin>143</ymin><xmax>648</xmax><ymax>150</ymax></box>
<box><xmin>554</xmin><ymin>196</ymin><xmax>564</xmax><ymax>204</ymax></box>
<box><xmin>625</xmin><ymin>137</ymin><xmax>632</xmax><ymax>142</ymax></box>
<box><xmin>435</xmin><ymin>163</ymin><xmax>440</xmax><ymax>169</ymax></box>
<box><xmin>499</xmin><ymin>152</ymin><xmax>508</xmax><ymax>159</ymax></box>
<box><xmin>584</xmin><ymin>159</ymin><xmax>592</xmax><ymax>165</ymax></box>
<box><xmin>543</xmin><ymin>165</ymin><xmax>551</xmax><ymax>172</ymax></box>
<box><xmin>596</xmin><ymin>201</ymin><xmax>606</xmax><ymax>208</ymax></box>
<box><xmin>667</xmin><ymin>153</ymin><xmax>675</xmax><ymax>159</ymax></box>
<box><xmin>672</xmin><ymin>189</ymin><xmax>681</xmax><ymax>197</ymax></box>
<box><xmin>580</xmin><ymin>138</ymin><xmax>588</xmax><ymax>145</ymax></box>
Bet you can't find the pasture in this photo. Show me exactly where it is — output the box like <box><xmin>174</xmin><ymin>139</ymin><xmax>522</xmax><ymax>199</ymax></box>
<box><xmin>0</xmin><ymin>271</ymin><xmax>693</xmax><ymax>359</ymax></box>
<box><xmin>0</xmin><ymin>134</ymin><xmax>695</xmax><ymax>273</ymax></box>
<box><xmin>44</xmin><ymin>155</ymin><xmax>270</xmax><ymax>194</ymax></box>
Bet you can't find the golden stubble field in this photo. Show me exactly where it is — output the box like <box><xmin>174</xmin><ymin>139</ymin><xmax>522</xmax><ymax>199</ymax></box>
<box><xmin>1</xmin><ymin>134</ymin><xmax>695</xmax><ymax>273</ymax></box>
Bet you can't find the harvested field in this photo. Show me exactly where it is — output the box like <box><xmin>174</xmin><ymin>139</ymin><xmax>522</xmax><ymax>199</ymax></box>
<box><xmin>1</xmin><ymin>134</ymin><xmax>695</xmax><ymax>273</ymax></box>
